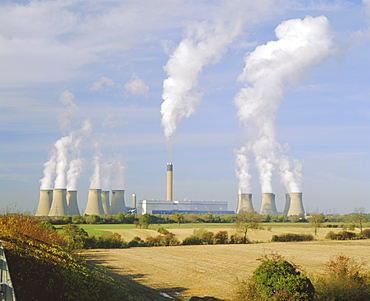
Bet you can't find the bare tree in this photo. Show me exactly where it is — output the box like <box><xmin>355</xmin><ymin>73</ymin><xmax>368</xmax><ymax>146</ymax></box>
<box><xmin>309</xmin><ymin>213</ymin><xmax>325</xmax><ymax>235</ymax></box>
<box><xmin>234</xmin><ymin>211</ymin><xmax>260</xmax><ymax>243</ymax></box>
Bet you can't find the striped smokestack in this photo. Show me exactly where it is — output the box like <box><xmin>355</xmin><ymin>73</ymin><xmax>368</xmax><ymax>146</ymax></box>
<box><xmin>166</xmin><ymin>162</ymin><xmax>173</xmax><ymax>201</ymax></box>
<box><xmin>287</xmin><ymin>192</ymin><xmax>304</xmax><ymax>216</ymax></box>
<box><xmin>67</xmin><ymin>190</ymin><xmax>80</xmax><ymax>216</ymax></box>
<box><xmin>259</xmin><ymin>193</ymin><xmax>278</xmax><ymax>216</ymax></box>
<box><xmin>101</xmin><ymin>191</ymin><xmax>110</xmax><ymax>215</ymax></box>
<box><xmin>35</xmin><ymin>190</ymin><xmax>53</xmax><ymax>216</ymax></box>
<box><xmin>236</xmin><ymin>193</ymin><xmax>254</xmax><ymax>213</ymax></box>
<box><xmin>109</xmin><ymin>190</ymin><xmax>127</xmax><ymax>215</ymax></box>
<box><xmin>85</xmin><ymin>189</ymin><xmax>104</xmax><ymax>215</ymax></box>
<box><xmin>48</xmin><ymin>189</ymin><xmax>67</xmax><ymax>217</ymax></box>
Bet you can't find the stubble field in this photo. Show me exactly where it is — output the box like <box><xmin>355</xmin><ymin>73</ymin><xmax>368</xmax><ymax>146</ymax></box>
<box><xmin>83</xmin><ymin>224</ymin><xmax>370</xmax><ymax>300</ymax></box>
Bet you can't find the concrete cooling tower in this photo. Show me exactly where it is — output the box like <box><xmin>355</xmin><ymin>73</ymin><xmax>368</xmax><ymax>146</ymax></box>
<box><xmin>66</xmin><ymin>190</ymin><xmax>80</xmax><ymax>216</ymax></box>
<box><xmin>109</xmin><ymin>190</ymin><xmax>127</xmax><ymax>215</ymax></box>
<box><xmin>85</xmin><ymin>189</ymin><xmax>104</xmax><ymax>215</ymax></box>
<box><xmin>236</xmin><ymin>193</ymin><xmax>254</xmax><ymax>213</ymax></box>
<box><xmin>166</xmin><ymin>162</ymin><xmax>173</xmax><ymax>201</ymax></box>
<box><xmin>284</xmin><ymin>193</ymin><xmax>291</xmax><ymax>215</ymax></box>
<box><xmin>35</xmin><ymin>190</ymin><xmax>53</xmax><ymax>216</ymax></box>
<box><xmin>48</xmin><ymin>189</ymin><xmax>67</xmax><ymax>217</ymax></box>
<box><xmin>259</xmin><ymin>193</ymin><xmax>278</xmax><ymax>216</ymax></box>
<box><xmin>101</xmin><ymin>191</ymin><xmax>110</xmax><ymax>215</ymax></box>
<box><xmin>287</xmin><ymin>192</ymin><xmax>305</xmax><ymax>216</ymax></box>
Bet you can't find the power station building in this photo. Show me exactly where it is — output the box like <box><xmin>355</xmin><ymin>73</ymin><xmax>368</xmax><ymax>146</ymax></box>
<box><xmin>139</xmin><ymin>199</ymin><xmax>233</xmax><ymax>215</ymax></box>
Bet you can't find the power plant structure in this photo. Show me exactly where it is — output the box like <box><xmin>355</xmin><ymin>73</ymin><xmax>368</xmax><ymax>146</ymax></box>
<box><xmin>101</xmin><ymin>190</ymin><xmax>110</xmax><ymax>214</ymax></box>
<box><xmin>286</xmin><ymin>192</ymin><xmax>304</xmax><ymax>216</ymax></box>
<box><xmin>259</xmin><ymin>193</ymin><xmax>278</xmax><ymax>216</ymax></box>
<box><xmin>66</xmin><ymin>190</ymin><xmax>80</xmax><ymax>216</ymax></box>
<box><xmin>166</xmin><ymin>162</ymin><xmax>173</xmax><ymax>201</ymax></box>
<box><xmin>35</xmin><ymin>189</ymin><xmax>53</xmax><ymax>216</ymax></box>
<box><xmin>84</xmin><ymin>189</ymin><xmax>104</xmax><ymax>216</ymax></box>
<box><xmin>132</xmin><ymin>193</ymin><xmax>136</xmax><ymax>208</ymax></box>
<box><xmin>48</xmin><ymin>188</ymin><xmax>67</xmax><ymax>217</ymax></box>
<box><xmin>236</xmin><ymin>193</ymin><xmax>254</xmax><ymax>213</ymax></box>
<box><xmin>109</xmin><ymin>190</ymin><xmax>127</xmax><ymax>215</ymax></box>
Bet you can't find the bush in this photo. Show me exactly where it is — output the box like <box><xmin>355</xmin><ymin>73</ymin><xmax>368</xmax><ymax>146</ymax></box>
<box><xmin>271</xmin><ymin>233</ymin><xmax>314</xmax><ymax>242</ymax></box>
<box><xmin>230</xmin><ymin>234</ymin><xmax>249</xmax><ymax>244</ymax></box>
<box><xmin>146</xmin><ymin>232</ymin><xmax>180</xmax><ymax>246</ymax></box>
<box><xmin>325</xmin><ymin>230</ymin><xmax>357</xmax><ymax>240</ymax></box>
<box><xmin>236</xmin><ymin>253</ymin><xmax>314</xmax><ymax>301</ymax></box>
<box><xmin>192</xmin><ymin>229</ymin><xmax>214</xmax><ymax>244</ymax></box>
<box><xmin>214</xmin><ymin>231</ymin><xmax>229</xmax><ymax>244</ymax></box>
<box><xmin>182</xmin><ymin>235</ymin><xmax>203</xmax><ymax>245</ymax></box>
<box><xmin>313</xmin><ymin>255</ymin><xmax>370</xmax><ymax>300</ymax></box>
<box><xmin>362</xmin><ymin>228</ymin><xmax>370</xmax><ymax>238</ymax></box>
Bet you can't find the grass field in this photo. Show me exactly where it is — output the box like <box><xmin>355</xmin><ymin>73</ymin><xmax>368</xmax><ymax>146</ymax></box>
<box><xmin>80</xmin><ymin>222</ymin><xmax>361</xmax><ymax>243</ymax></box>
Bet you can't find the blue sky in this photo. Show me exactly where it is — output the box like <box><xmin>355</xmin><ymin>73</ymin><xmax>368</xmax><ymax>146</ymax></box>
<box><xmin>0</xmin><ymin>0</ymin><xmax>369</xmax><ymax>215</ymax></box>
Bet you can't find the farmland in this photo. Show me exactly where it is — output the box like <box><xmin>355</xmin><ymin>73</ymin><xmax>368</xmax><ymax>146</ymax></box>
<box><xmin>82</xmin><ymin>223</ymin><xmax>370</xmax><ymax>300</ymax></box>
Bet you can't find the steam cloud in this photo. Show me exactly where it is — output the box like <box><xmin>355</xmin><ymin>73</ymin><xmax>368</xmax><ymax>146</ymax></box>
<box><xmin>161</xmin><ymin>17</ymin><xmax>242</xmax><ymax>143</ymax></box>
<box><xmin>234</xmin><ymin>16</ymin><xmax>335</xmax><ymax>193</ymax></box>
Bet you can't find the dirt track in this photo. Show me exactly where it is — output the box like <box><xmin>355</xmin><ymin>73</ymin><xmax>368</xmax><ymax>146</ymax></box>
<box><xmin>83</xmin><ymin>240</ymin><xmax>370</xmax><ymax>300</ymax></box>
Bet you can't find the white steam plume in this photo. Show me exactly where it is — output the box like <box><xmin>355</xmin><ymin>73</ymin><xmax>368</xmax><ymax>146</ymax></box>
<box><xmin>279</xmin><ymin>155</ymin><xmax>303</xmax><ymax>193</ymax></box>
<box><xmin>90</xmin><ymin>151</ymin><xmax>102</xmax><ymax>189</ymax></box>
<box><xmin>100</xmin><ymin>160</ymin><xmax>113</xmax><ymax>191</ymax></box>
<box><xmin>234</xmin><ymin>146</ymin><xmax>252</xmax><ymax>194</ymax></box>
<box><xmin>39</xmin><ymin>150</ymin><xmax>56</xmax><ymax>190</ymax></box>
<box><xmin>54</xmin><ymin>135</ymin><xmax>73</xmax><ymax>189</ymax></box>
<box><xmin>234</xmin><ymin>16</ymin><xmax>335</xmax><ymax>193</ymax></box>
<box><xmin>111</xmin><ymin>155</ymin><xmax>126</xmax><ymax>190</ymax></box>
<box><xmin>58</xmin><ymin>89</ymin><xmax>77</xmax><ymax>131</ymax></box>
<box><xmin>161</xmin><ymin>17</ymin><xmax>242</xmax><ymax>142</ymax></box>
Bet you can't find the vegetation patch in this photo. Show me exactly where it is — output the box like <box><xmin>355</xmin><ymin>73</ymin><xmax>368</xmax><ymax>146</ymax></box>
<box><xmin>271</xmin><ymin>233</ymin><xmax>314</xmax><ymax>242</ymax></box>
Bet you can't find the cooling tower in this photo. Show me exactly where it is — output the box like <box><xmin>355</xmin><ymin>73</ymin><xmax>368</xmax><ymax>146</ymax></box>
<box><xmin>236</xmin><ymin>193</ymin><xmax>254</xmax><ymax>213</ymax></box>
<box><xmin>287</xmin><ymin>192</ymin><xmax>305</xmax><ymax>216</ymax></box>
<box><xmin>132</xmin><ymin>193</ymin><xmax>136</xmax><ymax>208</ymax></box>
<box><xmin>85</xmin><ymin>189</ymin><xmax>104</xmax><ymax>215</ymax></box>
<box><xmin>101</xmin><ymin>191</ymin><xmax>110</xmax><ymax>215</ymax></box>
<box><xmin>48</xmin><ymin>189</ymin><xmax>67</xmax><ymax>217</ymax></box>
<box><xmin>35</xmin><ymin>190</ymin><xmax>53</xmax><ymax>216</ymax></box>
<box><xmin>166</xmin><ymin>162</ymin><xmax>173</xmax><ymax>201</ymax></box>
<box><xmin>259</xmin><ymin>193</ymin><xmax>278</xmax><ymax>215</ymax></box>
<box><xmin>109</xmin><ymin>190</ymin><xmax>127</xmax><ymax>215</ymax></box>
<box><xmin>66</xmin><ymin>190</ymin><xmax>80</xmax><ymax>216</ymax></box>
<box><xmin>283</xmin><ymin>193</ymin><xmax>291</xmax><ymax>215</ymax></box>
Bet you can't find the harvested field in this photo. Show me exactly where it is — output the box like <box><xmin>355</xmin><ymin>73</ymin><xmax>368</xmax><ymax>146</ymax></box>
<box><xmin>83</xmin><ymin>240</ymin><xmax>370</xmax><ymax>301</ymax></box>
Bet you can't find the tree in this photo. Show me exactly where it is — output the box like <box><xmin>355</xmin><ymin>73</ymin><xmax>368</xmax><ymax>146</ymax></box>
<box><xmin>138</xmin><ymin>214</ymin><xmax>156</xmax><ymax>229</ymax></box>
<box><xmin>61</xmin><ymin>224</ymin><xmax>88</xmax><ymax>250</ymax></box>
<box><xmin>309</xmin><ymin>213</ymin><xmax>325</xmax><ymax>235</ymax></box>
<box><xmin>170</xmin><ymin>212</ymin><xmax>184</xmax><ymax>225</ymax></box>
<box><xmin>235</xmin><ymin>211</ymin><xmax>260</xmax><ymax>243</ymax></box>
<box><xmin>349</xmin><ymin>207</ymin><xmax>367</xmax><ymax>233</ymax></box>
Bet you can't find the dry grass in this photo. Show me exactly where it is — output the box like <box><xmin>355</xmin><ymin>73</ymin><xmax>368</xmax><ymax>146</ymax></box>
<box><xmin>84</xmin><ymin>225</ymin><xmax>370</xmax><ymax>300</ymax></box>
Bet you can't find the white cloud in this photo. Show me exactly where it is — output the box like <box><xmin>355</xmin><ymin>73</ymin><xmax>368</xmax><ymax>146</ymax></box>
<box><xmin>90</xmin><ymin>77</ymin><xmax>115</xmax><ymax>91</ymax></box>
<box><xmin>124</xmin><ymin>74</ymin><xmax>149</xmax><ymax>97</ymax></box>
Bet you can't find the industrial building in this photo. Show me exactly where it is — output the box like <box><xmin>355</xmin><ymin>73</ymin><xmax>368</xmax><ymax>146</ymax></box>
<box><xmin>139</xmin><ymin>199</ymin><xmax>233</xmax><ymax>215</ymax></box>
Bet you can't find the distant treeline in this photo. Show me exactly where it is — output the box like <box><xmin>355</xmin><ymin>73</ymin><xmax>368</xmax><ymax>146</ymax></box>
<box><xmin>39</xmin><ymin>211</ymin><xmax>370</xmax><ymax>226</ymax></box>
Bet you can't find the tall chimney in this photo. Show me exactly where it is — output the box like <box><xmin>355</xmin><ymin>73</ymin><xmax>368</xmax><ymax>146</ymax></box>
<box><xmin>236</xmin><ymin>193</ymin><xmax>254</xmax><ymax>213</ymax></box>
<box><xmin>48</xmin><ymin>189</ymin><xmax>67</xmax><ymax>217</ymax></box>
<box><xmin>132</xmin><ymin>193</ymin><xmax>136</xmax><ymax>209</ymax></box>
<box><xmin>66</xmin><ymin>190</ymin><xmax>80</xmax><ymax>216</ymax></box>
<box><xmin>85</xmin><ymin>189</ymin><xmax>104</xmax><ymax>215</ymax></box>
<box><xmin>283</xmin><ymin>193</ymin><xmax>291</xmax><ymax>215</ymax></box>
<box><xmin>166</xmin><ymin>162</ymin><xmax>173</xmax><ymax>201</ymax></box>
<box><xmin>259</xmin><ymin>193</ymin><xmax>278</xmax><ymax>215</ymax></box>
<box><xmin>35</xmin><ymin>190</ymin><xmax>53</xmax><ymax>216</ymax></box>
<box><xmin>109</xmin><ymin>190</ymin><xmax>127</xmax><ymax>215</ymax></box>
<box><xmin>101</xmin><ymin>191</ymin><xmax>110</xmax><ymax>215</ymax></box>
<box><xmin>287</xmin><ymin>192</ymin><xmax>304</xmax><ymax>216</ymax></box>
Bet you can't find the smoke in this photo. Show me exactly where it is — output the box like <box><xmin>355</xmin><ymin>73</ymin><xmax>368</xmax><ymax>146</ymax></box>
<box><xmin>234</xmin><ymin>16</ymin><xmax>335</xmax><ymax>193</ymax></box>
<box><xmin>111</xmin><ymin>155</ymin><xmax>126</xmax><ymax>190</ymax></box>
<box><xmin>161</xmin><ymin>16</ymin><xmax>242</xmax><ymax>143</ymax></box>
<box><xmin>39</xmin><ymin>150</ymin><xmax>56</xmax><ymax>190</ymax></box>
